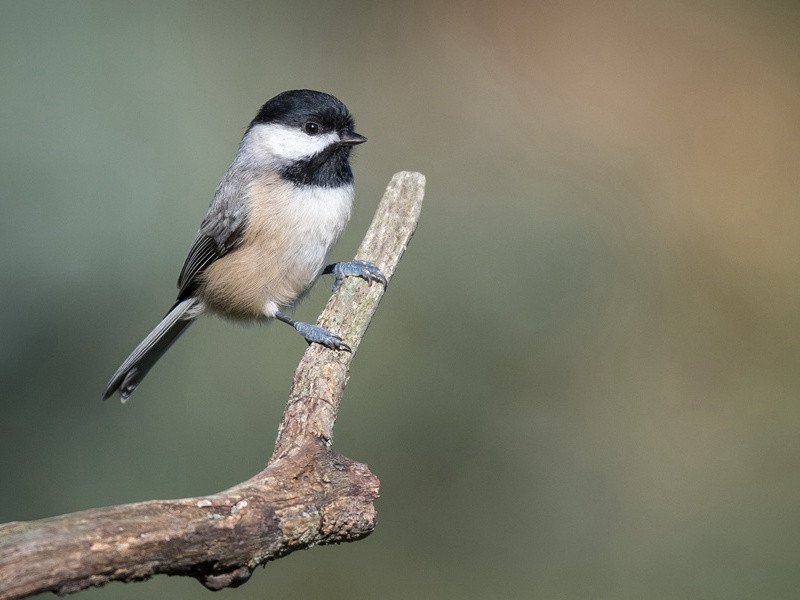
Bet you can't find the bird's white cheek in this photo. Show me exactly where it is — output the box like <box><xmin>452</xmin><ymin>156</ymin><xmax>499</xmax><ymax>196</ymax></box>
<box><xmin>243</xmin><ymin>123</ymin><xmax>338</xmax><ymax>163</ymax></box>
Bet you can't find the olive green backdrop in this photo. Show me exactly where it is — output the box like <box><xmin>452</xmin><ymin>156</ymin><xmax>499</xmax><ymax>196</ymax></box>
<box><xmin>2</xmin><ymin>1</ymin><xmax>799</xmax><ymax>598</ymax></box>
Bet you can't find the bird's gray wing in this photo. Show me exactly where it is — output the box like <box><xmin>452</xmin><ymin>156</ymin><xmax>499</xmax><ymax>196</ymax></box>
<box><xmin>176</xmin><ymin>183</ymin><xmax>249</xmax><ymax>300</ymax></box>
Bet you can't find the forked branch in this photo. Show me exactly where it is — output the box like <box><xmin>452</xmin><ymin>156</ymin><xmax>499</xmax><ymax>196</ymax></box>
<box><xmin>0</xmin><ymin>171</ymin><xmax>426</xmax><ymax>599</ymax></box>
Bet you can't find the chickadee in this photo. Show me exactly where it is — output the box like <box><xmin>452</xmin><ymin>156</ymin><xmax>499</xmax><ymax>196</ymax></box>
<box><xmin>103</xmin><ymin>89</ymin><xmax>385</xmax><ymax>402</ymax></box>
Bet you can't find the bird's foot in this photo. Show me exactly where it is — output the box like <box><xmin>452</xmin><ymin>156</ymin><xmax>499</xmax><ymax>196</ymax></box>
<box><xmin>324</xmin><ymin>260</ymin><xmax>388</xmax><ymax>292</ymax></box>
<box><xmin>294</xmin><ymin>321</ymin><xmax>350</xmax><ymax>351</ymax></box>
<box><xmin>276</xmin><ymin>312</ymin><xmax>350</xmax><ymax>351</ymax></box>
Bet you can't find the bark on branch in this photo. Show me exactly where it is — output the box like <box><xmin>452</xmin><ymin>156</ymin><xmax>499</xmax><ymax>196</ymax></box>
<box><xmin>0</xmin><ymin>171</ymin><xmax>426</xmax><ymax>599</ymax></box>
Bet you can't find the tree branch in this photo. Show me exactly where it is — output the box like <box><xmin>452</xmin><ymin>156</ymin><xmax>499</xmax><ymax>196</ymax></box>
<box><xmin>0</xmin><ymin>171</ymin><xmax>426</xmax><ymax>600</ymax></box>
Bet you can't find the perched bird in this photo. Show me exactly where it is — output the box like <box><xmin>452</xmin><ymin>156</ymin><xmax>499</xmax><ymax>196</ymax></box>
<box><xmin>103</xmin><ymin>89</ymin><xmax>385</xmax><ymax>402</ymax></box>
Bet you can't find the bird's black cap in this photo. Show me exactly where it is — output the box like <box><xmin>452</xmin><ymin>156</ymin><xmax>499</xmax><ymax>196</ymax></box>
<box><xmin>248</xmin><ymin>89</ymin><xmax>356</xmax><ymax>135</ymax></box>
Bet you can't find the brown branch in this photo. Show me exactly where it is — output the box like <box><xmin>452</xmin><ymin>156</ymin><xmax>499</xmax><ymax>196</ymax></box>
<box><xmin>0</xmin><ymin>171</ymin><xmax>426</xmax><ymax>600</ymax></box>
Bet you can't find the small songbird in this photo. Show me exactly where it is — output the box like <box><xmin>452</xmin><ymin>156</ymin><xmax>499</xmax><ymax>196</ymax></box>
<box><xmin>103</xmin><ymin>90</ymin><xmax>385</xmax><ymax>402</ymax></box>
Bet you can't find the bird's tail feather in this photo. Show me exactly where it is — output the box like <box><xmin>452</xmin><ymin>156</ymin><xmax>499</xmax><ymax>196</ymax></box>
<box><xmin>102</xmin><ymin>298</ymin><xmax>199</xmax><ymax>402</ymax></box>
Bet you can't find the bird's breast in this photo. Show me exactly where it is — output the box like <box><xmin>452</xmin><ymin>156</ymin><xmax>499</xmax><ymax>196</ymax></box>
<box><xmin>198</xmin><ymin>178</ymin><xmax>354</xmax><ymax>320</ymax></box>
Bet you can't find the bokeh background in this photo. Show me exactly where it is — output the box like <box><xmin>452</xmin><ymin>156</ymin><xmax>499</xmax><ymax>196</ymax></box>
<box><xmin>2</xmin><ymin>1</ymin><xmax>799</xmax><ymax>598</ymax></box>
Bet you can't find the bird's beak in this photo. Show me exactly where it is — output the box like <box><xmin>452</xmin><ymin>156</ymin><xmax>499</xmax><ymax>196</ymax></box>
<box><xmin>338</xmin><ymin>131</ymin><xmax>368</xmax><ymax>146</ymax></box>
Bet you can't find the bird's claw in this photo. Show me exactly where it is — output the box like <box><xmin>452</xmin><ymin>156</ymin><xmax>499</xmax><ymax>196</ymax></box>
<box><xmin>292</xmin><ymin>321</ymin><xmax>351</xmax><ymax>352</ymax></box>
<box><xmin>329</xmin><ymin>260</ymin><xmax>388</xmax><ymax>292</ymax></box>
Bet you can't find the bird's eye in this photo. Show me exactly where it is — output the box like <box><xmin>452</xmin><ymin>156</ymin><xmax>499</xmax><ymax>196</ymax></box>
<box><xmin>304</xmin><ymin>122</ymin><xmax>320</xmax><ymax>135</ymax></box>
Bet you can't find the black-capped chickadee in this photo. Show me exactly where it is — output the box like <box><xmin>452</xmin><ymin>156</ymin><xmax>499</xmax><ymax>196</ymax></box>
<box><xmin>103</xmin><ymin>89</ymin><xmax>385</xmax><ymax>402</ymax></box>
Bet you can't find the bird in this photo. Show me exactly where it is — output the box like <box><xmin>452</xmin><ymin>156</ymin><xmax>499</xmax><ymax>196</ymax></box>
<box><xmin>102</xmin><ymin>89</ymin><xmax>386</xmax><ymax>402</ymax></box>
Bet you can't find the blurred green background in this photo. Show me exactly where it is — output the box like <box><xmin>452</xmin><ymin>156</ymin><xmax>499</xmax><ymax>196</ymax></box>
<box><xmin>2</xmin><ymin>1</ymin><xmax>799</xmax><ymax>598</ymax></box>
